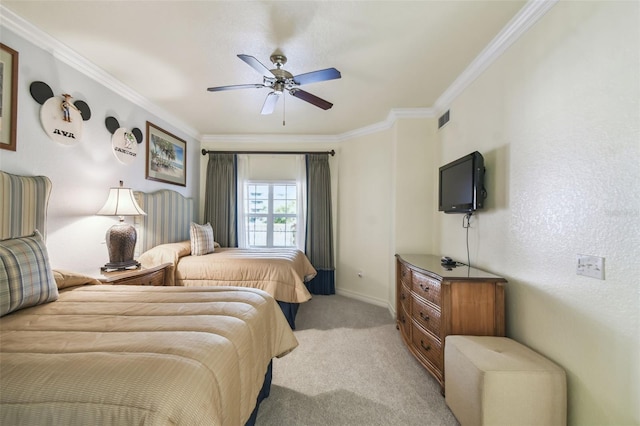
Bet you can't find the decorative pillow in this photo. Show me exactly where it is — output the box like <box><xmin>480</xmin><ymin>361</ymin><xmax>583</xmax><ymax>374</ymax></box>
<box><xmin>0</xmin><ymin>230</ymin><xmax>59</xmax><ymax>317</ymax></box>
<box><xmin>53</xmin><ymin>269</ymin><xmax>101</xmax><ymax>289</ymax></box>
<box><xmin>190</xmin><ymin>222</ymin><xmax>215</xmax><ymax>256</ymax></box>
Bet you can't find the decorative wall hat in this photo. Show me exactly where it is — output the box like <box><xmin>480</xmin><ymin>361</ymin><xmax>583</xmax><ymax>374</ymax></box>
<box><xmin>30</xmin><ymin>81</ymin><xmax>91</xmax><ymax>145</ymax></box>
<box><xmin>105</xmin><ymin>116</ymin><xmax>143</xmax><ymax>165</ymax></box>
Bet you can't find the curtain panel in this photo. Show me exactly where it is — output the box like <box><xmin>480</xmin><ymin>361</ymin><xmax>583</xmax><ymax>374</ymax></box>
<box><xmin>236</xmin><ymin>155</ymin><xmax>249</xmax><ymax>248</ymax></box>
<box><xmin>295</xmin><ymin>155</ymin><xmax>307</xmax><ymax>252</ymax></box>
<box><xmin>204</xmin><ymin>153</ymin><xmax>237</xmax><ymax>247</ymax></box>
<box><xmin>305</xmin><ymin>154</ymin><xmax>335</xmax><ymax>294</ymax></box>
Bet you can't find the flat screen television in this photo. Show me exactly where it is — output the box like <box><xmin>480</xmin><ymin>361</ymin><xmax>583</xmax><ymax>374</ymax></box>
<box><xmin>438</xmin><ymin>151</ymin><xmax>486</xmax><ymax>214</ymax></box>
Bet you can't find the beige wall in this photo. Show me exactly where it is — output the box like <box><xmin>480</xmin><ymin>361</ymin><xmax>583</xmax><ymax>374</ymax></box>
<box><xmin>393</xmin><ymin>118</ymin><xmax>438</xmax><ymax>255</ymax></box>
<box><xmin>437</xmin><ymin>2</ymin><xmax>639</xmax><ymax>425</ymax></box>
<box><xmin>335</xmin><ymin>128</ymin><xmax>394</xmax><ymax>305</ymax></box>
<box><xmin>244</xmin><ymin>154</ymin><xmax>301</xmax><ymax>180</ymax></box>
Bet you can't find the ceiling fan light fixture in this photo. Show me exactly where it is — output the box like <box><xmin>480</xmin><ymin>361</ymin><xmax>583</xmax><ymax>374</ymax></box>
<box><xmin>273</xmin><ymin>81</ymin><xmax>285</xmax><ymax>94</ymax></box>
<box><xmin>207</xmin><ymin>52</ymin><xmax>340</xmax><ymax>116</ymax></box>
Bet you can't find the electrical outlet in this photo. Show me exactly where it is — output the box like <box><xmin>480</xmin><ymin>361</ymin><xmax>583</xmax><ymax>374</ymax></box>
<box><xmin>576</xmin><ymin>254</ymin><xmax>605</xmax><ymax>280</ymax></box>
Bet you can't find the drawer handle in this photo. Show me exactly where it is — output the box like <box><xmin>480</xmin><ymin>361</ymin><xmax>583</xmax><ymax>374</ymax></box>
<box><xmin>402</xmin><ymin>270</ymin><xmax>407</xmax><ymax>277</ymax></box>
<box><xmin>400</xmin><ymin>315</ymin><xmax>406</xmax><ymax>324</ymax></box>
<box><xmin>419</xmin><ymin>284</ymin><xmax>429</xmax><ymax>292</ymax></box>
<box><xmin>401</xmin><ymin>293</ymin><xmax>406</xmax><ymax>300</ymax></box>
<box><xmin>420</xmin><ymin>340</ymin><xmax>431</xmax><ymax>351</ymax></box>
<box><xmin>419</xmin><ymin>311</ymin><xmax>429</xmax><ymax>321</ymax></box>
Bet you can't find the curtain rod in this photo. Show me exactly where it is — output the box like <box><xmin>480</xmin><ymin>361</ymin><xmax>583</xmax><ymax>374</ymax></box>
<box><xmin>201</xmin><ymin>149</ymin><xmax>335</xmax><ymax>156</ymax></box>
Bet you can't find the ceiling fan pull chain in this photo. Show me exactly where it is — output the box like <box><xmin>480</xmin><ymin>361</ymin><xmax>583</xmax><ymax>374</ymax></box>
<box><xmin>283</xmin><ymin>92</ymin><xmax>286</xmax><ymax>126</ymax></box>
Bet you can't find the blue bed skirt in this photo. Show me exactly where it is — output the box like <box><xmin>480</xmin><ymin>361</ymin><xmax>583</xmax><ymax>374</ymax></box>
<box><xmin>244</xmin><ymin>360</ymin><xmax>273</xmax><ymax>426</ymax></box>
<box><xmin>305</xmin><ymin>269</ymin><xmax>335</xmax><ymax>295</ymax></box>
<box><xmin>244</xmin><ymin>300</ymin><xmax>299</xmax><ymax>424</ymax></box>
<box><xmin>277</xmin><ymin>301</ymin><xmax>300</xmax><ymax>329</ymax></box>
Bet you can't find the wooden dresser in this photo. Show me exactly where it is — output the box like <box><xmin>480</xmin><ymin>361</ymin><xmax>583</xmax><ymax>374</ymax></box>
<box><xmin>395</xmin><ymin>254</ymin><xmax>506</xmax><ymax>391</ymax></box>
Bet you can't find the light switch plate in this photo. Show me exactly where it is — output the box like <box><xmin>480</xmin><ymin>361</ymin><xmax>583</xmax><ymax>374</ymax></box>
<box><xmin>576</xmin><ymin>254</ymin><xmax>605</xmax><ymax>280</ymax></box>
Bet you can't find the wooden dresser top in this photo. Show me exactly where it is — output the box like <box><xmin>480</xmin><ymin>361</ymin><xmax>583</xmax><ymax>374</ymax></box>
<box><xmin>396</xmin><ymin>254</ymin><xmax>506</xmax><ymax>282</ymax></box>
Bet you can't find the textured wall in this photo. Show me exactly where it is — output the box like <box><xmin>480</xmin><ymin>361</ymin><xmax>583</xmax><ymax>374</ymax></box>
<box><xmin>393</xmin><ymin>118</ymin><xmax>438</xmax><ymax>255</ymax></box>
<box><xmin>336</xmin><ymin>129</ymin><xmax>394</xmax><ymax>306</ymax></box>
<box><xmin>438</xmin><ymin>2</ymin><xmax>639</xmax><ymax>424</ymax></box>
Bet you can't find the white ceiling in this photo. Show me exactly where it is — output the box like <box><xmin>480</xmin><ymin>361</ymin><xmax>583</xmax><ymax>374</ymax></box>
<box><xmin>3</xmin><ymin>1</ymin><xmax>526</xmax><ymax>137</ymax></box>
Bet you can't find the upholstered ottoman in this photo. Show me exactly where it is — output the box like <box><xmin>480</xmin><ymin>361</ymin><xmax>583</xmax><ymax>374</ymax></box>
<box><xmin>444</xmin><ymin>336</ymin><xmax>566</xmax><ymax>426</ymax></box>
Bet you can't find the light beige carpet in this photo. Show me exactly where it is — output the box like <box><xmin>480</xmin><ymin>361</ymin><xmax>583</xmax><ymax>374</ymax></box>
<box><xmin>256</xmin><ymin>294</ymin><xmax>460</xmax><ymax>425</ymax></box>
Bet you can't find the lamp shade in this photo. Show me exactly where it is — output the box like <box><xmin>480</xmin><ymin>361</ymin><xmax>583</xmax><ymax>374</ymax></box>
<box><xmin>97</xmin><ymin>181</ymin><xmax>146</xmax><ymax>217</ymax></box>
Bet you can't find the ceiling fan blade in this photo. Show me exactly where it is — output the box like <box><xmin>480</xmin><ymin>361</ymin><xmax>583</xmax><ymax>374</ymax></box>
<box><xmin>238</xmin><ymin>54</ymin><xmax>274</xmax><ymax>78</ymax></box>
<box><xmin>289</xmin><ymin>89</ymin><xmax>333</xmax><ymax>110</ymax></box>
<box><xmin>293</xmin><ymin>68</ymin><xmax>341</xmax><ymax>86</ymax></box>
<box><xmin>261</xmin><ymin>92</ymin><xmax>280</xmax><ymax>115</ymax></box>
<box><xmin>207</xmin><ymin>84</ymin><xmax>265</xmax><ymax>92</ymax></box>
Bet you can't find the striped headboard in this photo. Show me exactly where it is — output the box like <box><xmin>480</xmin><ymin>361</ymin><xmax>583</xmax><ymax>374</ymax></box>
<box><xmin>0</xmin><ymin>171</ymin><xmax>52</xmax><ymax>240</ymax></box>
<box><xmin>133</xmin><ymin>190</ymin><xmax>194</xmax><ymax>255</ymax></box>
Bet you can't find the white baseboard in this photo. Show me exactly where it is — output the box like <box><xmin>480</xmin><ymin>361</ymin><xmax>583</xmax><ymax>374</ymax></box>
<box><xmin>335</xmin><ymin>288</ymin><xmax>396</xmax><ymax>319</ymax></box>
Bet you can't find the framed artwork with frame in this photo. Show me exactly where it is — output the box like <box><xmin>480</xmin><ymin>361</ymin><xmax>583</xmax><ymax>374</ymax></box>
<box><xmin>0</xmin><ymin>43</ymin><xmax>19</xmax><ymax>151</ymax></box>
<box><xmin>145</xmin><ymin>121</ymin><xmax>187</xmax><ymax>186</ymax></box>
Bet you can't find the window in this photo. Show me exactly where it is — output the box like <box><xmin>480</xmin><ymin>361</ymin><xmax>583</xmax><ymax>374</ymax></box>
<box><xmin>246</xmin><ymin>182</ymin><xmax>298</xmax><ymax>247</ymax></box>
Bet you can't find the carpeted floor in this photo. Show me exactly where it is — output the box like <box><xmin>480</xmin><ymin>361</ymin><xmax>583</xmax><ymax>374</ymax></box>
<box><xmin>256</xmin><ymin>294</ymin><xmax>460</xmax><ymax>425</ymax></box>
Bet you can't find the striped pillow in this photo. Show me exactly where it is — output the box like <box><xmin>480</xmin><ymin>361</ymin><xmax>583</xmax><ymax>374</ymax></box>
<box><xmin>0</xmin><ymin>230</ymin><xmax>59</xmax><ymax>317</ymax></box>
<box><xmin>190</xmin><ymin>222</ymin><xmax>215</xmax><ymax>256</ymax></box>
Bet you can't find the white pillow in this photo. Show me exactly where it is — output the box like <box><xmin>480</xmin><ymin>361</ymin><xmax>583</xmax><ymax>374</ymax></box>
<box><xmin>189</xmin><ymin>222</ymin><xmax>215</xmax><ymax>256</ymax></box>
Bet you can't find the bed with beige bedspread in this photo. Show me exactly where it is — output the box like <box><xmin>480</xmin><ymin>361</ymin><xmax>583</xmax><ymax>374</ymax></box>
<box><xmin>0</xmin><ymin>282</ymin><xmax>297</xmax><ymax>425</ymax></box>
<box><xmin>132</xmin><ymin>189</ymin><xmax>316</xmax><ymax>329</ymax></box>
<box><xmin>138</xmin><ymin>241</ymin><xmax>315</xmax><ymax>303</ymax></box>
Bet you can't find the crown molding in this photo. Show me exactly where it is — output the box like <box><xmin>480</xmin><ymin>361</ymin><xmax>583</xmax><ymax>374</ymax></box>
<box><xmin>336</xmin><ymin>108</ymin><xmax>437</xmax><ymax>141</ymax></box>
<box><xmin>0</xmin><ymin>5</ymin><xmax>200</xmax><ymax>140</ymax></box>
<box><xmin>201</xmin><ymin>133</ymin><xmax>340</xmax><ymax>144</ymax></box>
<box><xmin>434</xmin><ymin>0</ymin><xmax>558</xmax><ymax>113</ymax></box>
<box><xmin>201</xmin><ymin>108</ymin><xmax>436</xmax><ymax>144</ymax></box>
<box><xmin>2</xmin><ymin>0</ymin><xmax>556</xmax><ymax>142</ymax></box>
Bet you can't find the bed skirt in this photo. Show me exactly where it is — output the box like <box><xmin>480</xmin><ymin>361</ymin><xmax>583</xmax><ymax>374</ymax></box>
<box><xmin>245</xmin><ymin>361</ymin><xmax>273</xmax><ymax>426</ymax></box>
<box><xmin>305</xmin><ymin>269</ymin><xmax>335</xmax><ymax>295</ymax></box>
<box><xmin>277</xmin><ymin>301</ymin><xmax>300</xmax><ymax>329</ymax></box>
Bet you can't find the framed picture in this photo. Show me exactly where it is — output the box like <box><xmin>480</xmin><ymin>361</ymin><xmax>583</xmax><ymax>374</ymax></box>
<box><xmin>0</xmin><ymin>43</ymin><xmax>18</xmax><ymax>151</ymax></box>
<box><xmin>145</xmin><ymin>121</ymin><xmax>187</xmax><ymax>186</ymax></box>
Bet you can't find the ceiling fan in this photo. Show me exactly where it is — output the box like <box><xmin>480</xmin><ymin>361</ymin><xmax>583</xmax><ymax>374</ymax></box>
<box><xmin>207</xmin><ymin>53</ymin><xmax>341</xmax><ymax>115</ymax></box>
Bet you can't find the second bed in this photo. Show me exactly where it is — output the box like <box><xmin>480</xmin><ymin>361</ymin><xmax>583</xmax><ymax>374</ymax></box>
<box><xmin>134</xmin><ymin>189</ymin><xmax>315</xmax><ymax>328</ymax></box>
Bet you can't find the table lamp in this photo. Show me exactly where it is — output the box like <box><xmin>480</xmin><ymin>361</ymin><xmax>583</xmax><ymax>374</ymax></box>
<box><xmin>97</xmin><ymin>181</ymin><xmax>146</xmax><ymax>271</ymax></box>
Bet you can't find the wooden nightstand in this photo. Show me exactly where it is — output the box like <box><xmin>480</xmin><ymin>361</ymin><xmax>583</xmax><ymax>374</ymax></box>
<box><xmin>97</xmin><ymin>263</ymin><xmax>172</xmax><ymax>286</ymax></box>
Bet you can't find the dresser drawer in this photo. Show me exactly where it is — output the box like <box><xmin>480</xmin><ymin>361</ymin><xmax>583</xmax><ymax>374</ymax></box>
<box><xmin>412</xmin><ymin>296</ymin><xmax>441</xmax><ymax>337</ymax></box>
<box><xmin>412</xmin><ymin>272</ymin><xmax>441</xmax><ymax>306</ymax></box>
<box><xmin>399</xmin><ymin>282</ymin><xmax>411</xmax><ymax>314</ymax></box>
<box><xmin>399</xmin><ymin>263</ymin><xmax>412</xmax><ymax>287</ymax></box>
<box><xmin>397</xmin><ymin>304</ymin><xmax>411</xmax><ymax>339</ymax></box>
<box><xmin>411</xmin><ymin>321</ymin><xmax>443</xmax><ymax>371</ymax></box>
<box><xmin>138</xmin><ymin>268</ymin><xmax>165</xmax><ymax>286</ymax></box>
